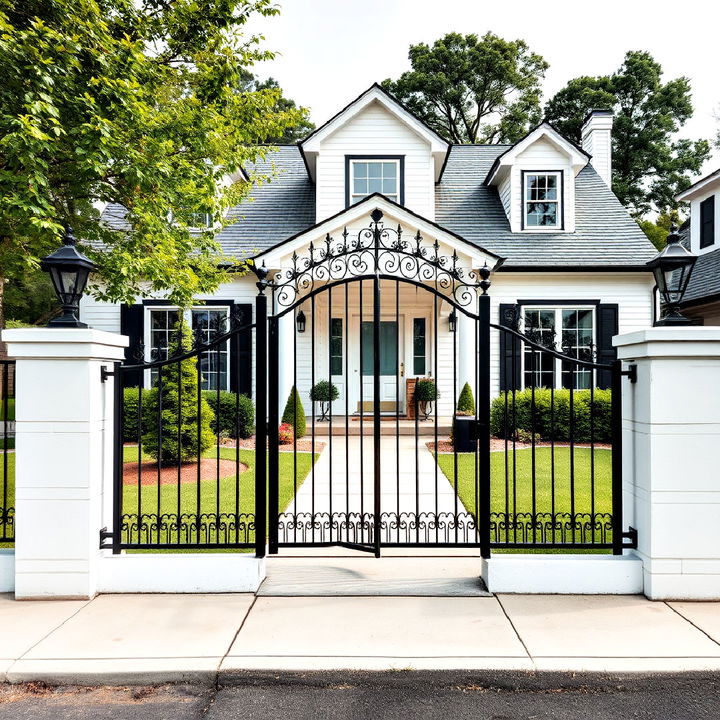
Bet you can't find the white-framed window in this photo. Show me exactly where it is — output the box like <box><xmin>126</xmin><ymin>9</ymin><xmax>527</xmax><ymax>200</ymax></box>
<box><xmin>522</xmin><ymin>306</ymin><xmax>594</xmax><ymax>390</ymax></box>
<box><xmin>189</xmin><ymin>211</ymin><xmax>213</xmax><ymax>229</ymax></box>
<box><xmin>523</xmin><ymin>172</ymin><xmax>562</xmax><ymax>229</ymax></box>
<box><xmin>349</xmin><ymin>159</ymin><xmax>400</xmax><ymax>205</ymax></box>
<box><xmin>146</xmin><ymin>306</ymin><xmax>230</xmax><ymax>390</ymax></box>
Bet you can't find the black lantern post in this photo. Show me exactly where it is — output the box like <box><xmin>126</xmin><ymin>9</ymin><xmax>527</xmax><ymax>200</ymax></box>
<box><xmin>40</xmin><ymin>227</ymin><xmax>96</xmax><ymax>328</ymax></box>
<box><xmin>296</xmin><ymin>309</ymin><xmax>306</xmax><ymax>334</ymax></box>
<box><xmin>647</xmin><ymin>224</ymin><xmax>697</xmax><ymax>326</ymax></box>
<box><xmin>448</xmin><ymin>309</ymin><xmax>457</xmax><ymax>333</ymax></box>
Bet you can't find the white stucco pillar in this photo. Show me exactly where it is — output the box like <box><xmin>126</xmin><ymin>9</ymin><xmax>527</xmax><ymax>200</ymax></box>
<box><xmin>2</xmin><ymin>328</ymin><xmax>127</xmax><ymax>599</ymax></box>
<box><xmin>615</xmin><ymin>327</ymin><xmax>720</xmax><ymax>600</ymax></box>
<box><xmin>276</xmin><ymin>310</ymin><xmax>295</xmax><ymax>419</ymax></box>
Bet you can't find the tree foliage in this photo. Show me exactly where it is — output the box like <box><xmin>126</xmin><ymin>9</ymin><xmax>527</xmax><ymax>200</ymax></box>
<box><xmin>141</xmin><ymin>321</ymin><xmax>216</xmax><ymax>465</ymax></box>
<box><xmin>282</xmin><ymin>385</ymin><xmax>306</xmax><ymax>439</ymax></box>
<box><xmin>637</xmin><ymin>210</ymin><xmax>683</xmax><ymax>251</ymax></box>
<box><xmin>456</xmin><ymin>382</ymin><xmax>476</xmax><ymax>416</ymax></box>
<box><xmin>381</xmin><ymin>32</ymin><xmax>548</xmax><ymax>144</ymax></box>
<box><xmin>0</xmin><ymin>0</ymin><xmax>305</xmax><ymax>325</ymax></box>
<box><xmin>544</xmin><ymin>51</ymin><xmax>710</xmax><ymax>216</ymax></box>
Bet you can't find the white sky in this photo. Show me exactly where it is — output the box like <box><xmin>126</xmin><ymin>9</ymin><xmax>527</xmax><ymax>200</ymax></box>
<box><xmin>250</xmin><ymin>0</ymin><xmax>720</xmax><ymax>175</ymax></box>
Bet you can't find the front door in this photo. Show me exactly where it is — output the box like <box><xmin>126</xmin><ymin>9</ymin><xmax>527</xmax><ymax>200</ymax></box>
<box><xmin>357</xmin><ymin>318</ymin><xmax>405</xmax><ymax>414</ymax></box>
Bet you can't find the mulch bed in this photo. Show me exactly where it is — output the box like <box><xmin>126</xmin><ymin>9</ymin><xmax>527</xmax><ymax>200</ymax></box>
<box><xmin>427</xmin><ymin>438</ymin><xmax>612</xmax><ymax>454</ymax></box>
<box><xmin>122</xmin><ymin>458</ymin><xmax>247</xmax><ymax>486</ymax></box>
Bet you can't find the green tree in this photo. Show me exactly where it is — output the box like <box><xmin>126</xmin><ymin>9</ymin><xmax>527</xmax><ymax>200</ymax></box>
<box><xmin>637</xmin><ymin>210</ymin><xmax>684</xmax><ymax>251</ymax></box>
<box><xmin>238</xmin><ymin>72</ymin><xmax>314</xmax><ymax>143</ymax></box>
<box><xmin>141</xmin><ymin>321</ymin><xmax>215</xmax><ymax>465</ymax></box>
<box><xmin>0</xmin><ymin>0</ymin><xmax>304</xmax><ymax>344</ymax></box>
<box><xmin>545</xmin><ymin>51</ymin><xmax>710</xmax><ymax>215</ymax></box>
<box><xmin>381</xmin><ymin>32</ymin><xmax>548</xmax><ymax>144</ymax></box>
<box><xmin>282</xmin><ymin>385</ymin><xmax>306</xmax><ymax>438</ymax></box>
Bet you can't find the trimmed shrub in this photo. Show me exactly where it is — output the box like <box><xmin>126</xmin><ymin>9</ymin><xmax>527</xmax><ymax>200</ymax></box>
<box><xmin>414</xmin><ymin>378</ymin><xmax>438</xmax><ymax>402</ymax></box>
<box><xmin>282</xmin><ymin>385</ymin><xmax>306</xmax><ymax>438</ymax></box>
<box><xmin>203</xmin><ymin>391</ymin><xmax>254</xmax><ymax>439</ymax></box>
<box><xmin>309</xmin><ymin>380</ymin><xmax>339</xmax><ymax>403</ymax></box>
<box><xmin>490</xmin><ymin>388</ymin><xmax>612</xmax><ymax>443</ymax></box>
<box><xmin>456</xmin><ymin>382</ymin><xmax>476</xmax><ymax>416</ymax></box>
<box><xmin>141</xmin><ymin>322</ymin><xmax>216</xmax><ymax>464</ymax></box>
<box><xmin>123</xmin><ymin>387</ymin><xmax>157</xmax><ymax>442</ymax></box>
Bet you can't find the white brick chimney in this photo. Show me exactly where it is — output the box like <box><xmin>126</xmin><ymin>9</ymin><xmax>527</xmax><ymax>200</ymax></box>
<box><xmin>581</xmin><ymin>109</ymin><xmax>613</xmax><ymax>188</ymax></box>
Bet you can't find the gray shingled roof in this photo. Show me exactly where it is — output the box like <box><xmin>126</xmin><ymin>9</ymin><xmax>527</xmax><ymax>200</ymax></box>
<box><xmin>436</xmin><ymin>145</ymin><xmax>657</xmax><ymax>268</ymax></box>
<box><xmin>98</xmin><ymin>146</ymin><xmax>315</xmax><ymax>258</ymax></box>
<box><xmin>679</xmin><ymin>220</ymin><xmax>720</xmax><ymax>305</ymax></box>
<box><xmin>99</xmin><ymin>143</ymin><xmax>657</xmax><ymax>269</ymax></box>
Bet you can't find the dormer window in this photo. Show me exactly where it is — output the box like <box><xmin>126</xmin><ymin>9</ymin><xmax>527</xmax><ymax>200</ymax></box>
<box><xmin>523</xmin><ymin>171</ymin><xmax>563</xmax><ymax>229</ymax></box>
<box><xmin>346</xmin><ymin>156</ymin><xmax>404</xmax><ymax>207</ymax></box>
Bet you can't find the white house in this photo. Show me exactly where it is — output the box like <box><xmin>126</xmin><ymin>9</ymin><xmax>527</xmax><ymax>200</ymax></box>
<box><xmin>81</xmin><ymin>84</ymin><xmax>657</xmax><ymax>417</ymax></box>
<box><xmin>675</xmin><ymin>168</ymin><xmax>720</xmax><ymax>324</ymax></box>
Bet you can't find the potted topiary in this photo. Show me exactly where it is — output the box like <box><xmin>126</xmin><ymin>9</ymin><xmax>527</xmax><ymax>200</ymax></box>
<box><xmin>310</xmin><ymin>380</ymin><xmax>339</xmax><ymax>421</ymax></box>
<box><xmin>453</xmin><ymin>382</ymin><xmax>477</xmax><ymax>452</ymax></box>
<box><xmin>414</xmin><ymin>378</ymin><xmax>438</xmax><ymax>420</ymax></box>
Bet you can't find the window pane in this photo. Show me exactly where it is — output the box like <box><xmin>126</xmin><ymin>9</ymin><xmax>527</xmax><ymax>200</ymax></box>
<box><xmin>523</xmin><ymin>309</ymin><xmax>555</xmax><ymax>388</ymax></box>
<box><xmin>368</xmin><ymin>162</ymin><xmax>382</xmax><ymax>178</ymax></box>
<box><xmin>353</xmin><ymin>178</ymin><xmax>367</xmax><ymax>194</ymax></box>
<box><xmin>330</xmin><ymin>318</ymin><xmax>342</xmax><ymax>376</ymax></box>
<box><xmin>191</xmin><ymin>308</ymin><xmax>229</xmax><ymax>390</ymax></box>
<box><xmin>368</xmin><ymin>177</ymin><xmax>382</xmax><ymax>193</ymax></box>
<box><xmin>354</xmin><ymin>163</ymin><xmax>367</xmax><ymax>179</ymax></box>
<box><xmin>413</xmin><ymin>318</ymin><xmax>426</xmax><ymax>376</ymax></box>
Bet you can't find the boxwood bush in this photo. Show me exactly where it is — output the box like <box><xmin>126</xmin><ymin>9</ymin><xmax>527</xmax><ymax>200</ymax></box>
<box><xmin>490</xmin><ymin>388</ymin><xmax>612</xmax><ymax>443</ymax></box>
<box><xmin>123</xmin><ymin>387</ymin><xmax>254</xmax><ymax>442</ymax></box>
<box><xmin>203</xmin><ymin>391</ymin><xmax>255</xmax><ymax>439</ymax></box>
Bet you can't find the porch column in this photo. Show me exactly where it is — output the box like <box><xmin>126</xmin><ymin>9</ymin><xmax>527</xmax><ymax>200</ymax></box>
<box><xmin>2</xmin><ymin>328</ymin><xmax>127</xmax><ymax>599</ymax></box>
<box><xmin>276</xmin><ymin>310</ymin><xmax>295</xmax><ymax>419</ymax></box>
<box><xmin>457</xmin><ymin>309</ymin><xmax>476</xmax><ymax>410</ymax></box>
<box><xmin>615</xmin><ymin>327</ymin><xmax>720</xmax><ymax>600</ymax></box>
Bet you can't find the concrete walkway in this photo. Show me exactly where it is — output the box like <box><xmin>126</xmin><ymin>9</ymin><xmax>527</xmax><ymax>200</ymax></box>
<box><xmin>2</xmin><ymin>554</ymin><xmax>720</xmax><ymax>684</ymax></box>
<box><xmin>283</xmin><ymin>436</ymin><xmax>474</xmax><ymax>545</ymax></box>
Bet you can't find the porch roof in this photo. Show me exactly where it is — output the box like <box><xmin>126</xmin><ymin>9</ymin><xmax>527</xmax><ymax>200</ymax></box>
<box><xmin>251</xmin><ymin>192</ymin><xmax>503</xmax><ymax>269</ymax></box>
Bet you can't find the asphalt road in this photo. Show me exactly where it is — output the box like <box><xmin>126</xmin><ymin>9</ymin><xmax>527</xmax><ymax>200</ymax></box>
<box><xmin>1</xmin><ymin>671</ymin><xmax>719</xmax><ymax>719</ymax></box>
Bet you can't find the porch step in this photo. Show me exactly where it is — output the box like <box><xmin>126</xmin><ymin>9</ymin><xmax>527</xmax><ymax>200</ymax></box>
<box><xmin>308</xmin><ymin>418</ymin><xmax>452</xmax><ymax>436</ymax></box>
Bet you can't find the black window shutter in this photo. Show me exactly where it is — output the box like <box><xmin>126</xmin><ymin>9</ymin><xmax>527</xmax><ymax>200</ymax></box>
<box><xmin>701</xmin><ymin>196</ymin><xmax>715</xmax><ymax>249</ymax></box>
<box><xmin>498</xmin><ymin>304</ymin><xmax>521</xmax><ymax>391</ymax></box>
<box><xmin>596</xmin><ymin>304</ymin><xmax>619</xmax><ymax>390</ymax></box>
<box><xmin>120</xmin><ymin>303</ymin><xmax>144</xmax><ymax>388</ymax></box>
<box><xmin>231</xmin><ymin>303</ymin><xmax>253</xmax><ymax>397</ymax></box>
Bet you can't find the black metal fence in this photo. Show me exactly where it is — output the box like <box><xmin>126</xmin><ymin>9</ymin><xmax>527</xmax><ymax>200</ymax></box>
<box><xmin>0</xmin><ymin>359</ymin><xmax>15</xmax><ymax>545</ymax></box>
<box><xmin>100</xmin><ymin>310</ymin><xmax>262</xmax><ymax>553</ymax></box>
<box><xmin>491</xmin><ymin>323</ymin><xmax>636</xmax><ymax>553</ymax></box>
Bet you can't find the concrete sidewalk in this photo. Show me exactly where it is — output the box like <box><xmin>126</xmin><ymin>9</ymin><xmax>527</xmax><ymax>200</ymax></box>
<box><xmin>2</xmin><ymin>554</ymin><xmax>720</xmax><ymax>684</ymax></box>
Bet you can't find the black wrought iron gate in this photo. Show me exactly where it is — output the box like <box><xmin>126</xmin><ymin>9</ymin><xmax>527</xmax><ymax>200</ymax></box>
<box><xmin>102</xmin><ymin>208</ymin><xmax>637</xmax><ymax>558</ymax></box>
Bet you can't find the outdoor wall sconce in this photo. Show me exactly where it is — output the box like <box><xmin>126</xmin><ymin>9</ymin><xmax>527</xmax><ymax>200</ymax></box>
<box><xmin>296</xmin><ymin>309</ymin><xmax>306</xmax><ymax>334</ymax></box>
<box><xmin>448</xmin><ymin>309</ymin><xmax>457</xmax><ymax>333</ymax></box>
<box><xmin>647</xmin><ymin>224</ymin><xmax>697</xmax><ymax>326</ymax></box>
<box><xmin>40</xmin><ymin>226</ymin><xmax>96</xmax><ymax>328</ymax></box>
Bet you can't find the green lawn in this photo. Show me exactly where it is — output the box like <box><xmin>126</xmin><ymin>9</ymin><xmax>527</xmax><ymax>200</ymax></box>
<box><xmin>436</xmin><ymin>447</ymin><xmax>613</xmax><ymax>549</ymax></box>
<box><xmin>120</xmin><ymin>445</ymin><xmax>316</xmax><ymax>549</ymax></box>
<box><xmin>0</xmin><ymin>450</ymin><xmax>14</xmax><ymax>548</ymax></box>
<box><xmin>0</xmin><ymin>447</ymin><xmax>316</xmax><ymax>550</ymax></box>
<box><xmin>0</xmin><ymin>399</ymin><xmax>14</xmax><ymax>422</ymax></box>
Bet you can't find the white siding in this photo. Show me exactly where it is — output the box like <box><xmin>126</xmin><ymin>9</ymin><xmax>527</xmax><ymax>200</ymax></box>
<box><xmin>506</xmin><ymin>138</ymin><xmax>575</xmax><ymax>233</ymax></box>
<box><xmin>314</xmin><ymin>101</ymin><xmax>435</xmax><ymax>222</ymax></box>
<box><xmin>498</xmin><ymin>172</ymin><xmax>512</xmax><ymax>218</ymax></box>
<box><xmin>489</xmin><ymin>272</ymin><xmax>654</xmax><ymax>396</ymax></box>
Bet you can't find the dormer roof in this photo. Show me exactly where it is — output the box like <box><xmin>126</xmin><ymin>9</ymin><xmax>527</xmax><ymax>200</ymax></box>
<box><xmin>299</xmin><ymin>83</ymin><xmax>450</xmax><ymax>183</ymax></box>
<box><xmin>483</xmin><ymin>122</ymin><xmax>591</xmax><ymax>187</ymax></box>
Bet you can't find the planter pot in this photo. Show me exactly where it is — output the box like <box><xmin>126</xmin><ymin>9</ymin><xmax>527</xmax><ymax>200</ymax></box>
<box><xmin>453</xmin><ymin>416</ymin><xmax>477</xmax><ymax>452</ymax></box>
<box><xmin>417</xmin><ymin>399</ymin><xmax>433</xmax><ymax>421</ymax></box>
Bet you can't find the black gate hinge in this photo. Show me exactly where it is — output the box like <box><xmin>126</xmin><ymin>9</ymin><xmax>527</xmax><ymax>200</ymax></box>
<box><xmin>622</xmin><ymin>526</ymin><xmax>638</xmax><ymax>549</ymax></box>
<box><xmin>621</xmin><ymin>364</ymin><xmax>637</xmax><ymax>384</ymax></box>
<box><xmin>100</xmin><ymin>366</ymin><xmax>115</xmax><ymax>383</ymax></box>
<box><xmin>99</xmin><ymin>527</ymin><xmax>114</xmax><ymax>548</ymax></box>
